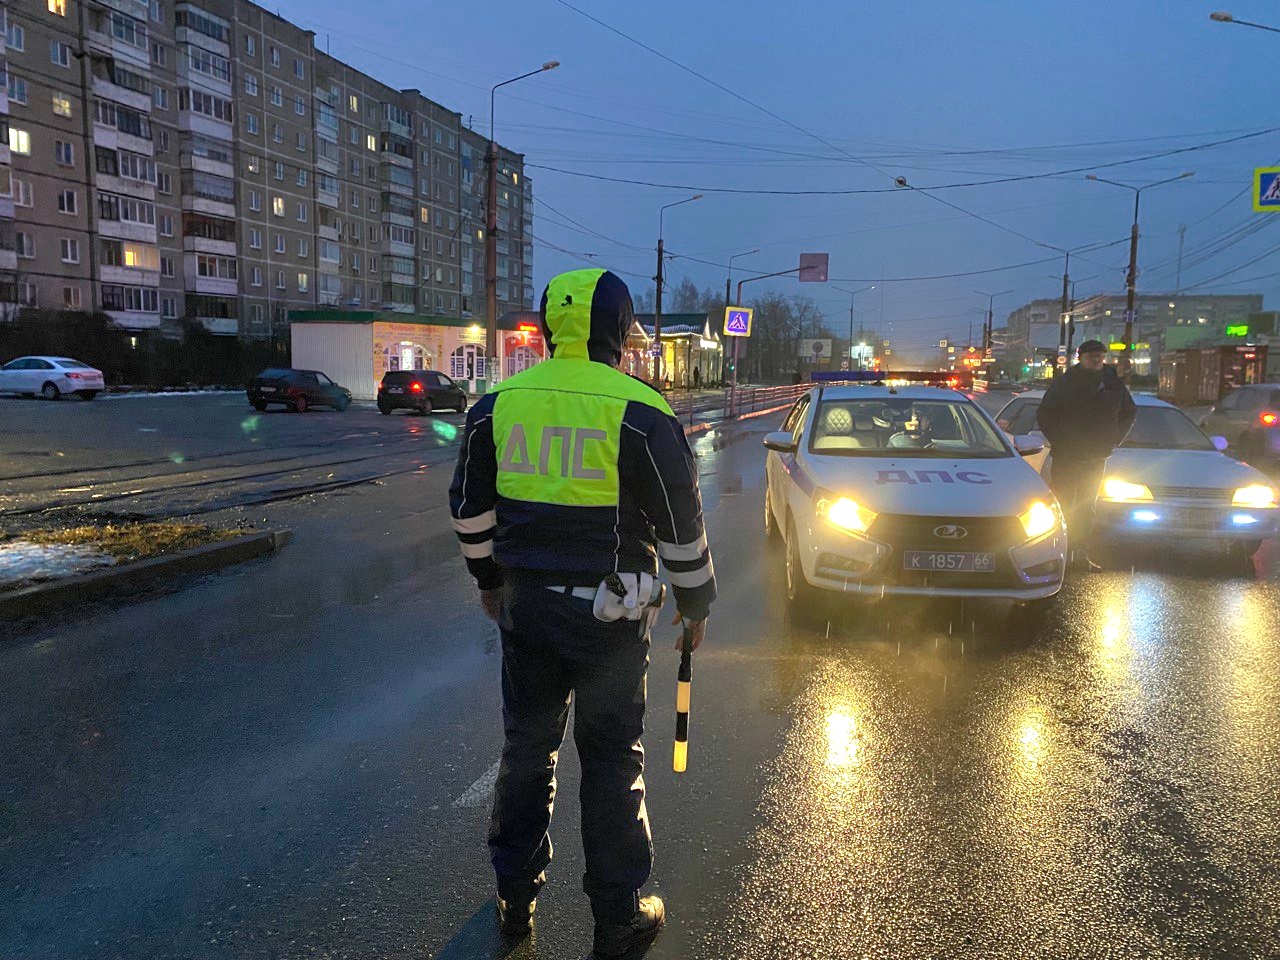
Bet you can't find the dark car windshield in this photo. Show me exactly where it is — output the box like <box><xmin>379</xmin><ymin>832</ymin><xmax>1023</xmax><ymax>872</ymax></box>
<box><xmin>807</xmin><ymin>398</ymin><xmax>1011</xmax><ymax>458</ymax></box>
<box><xmin>381</xmin><ymin>371</ymin><xmax>422</xmax><ymax>383</ymax></box>
<box><xmin>1120</xmin><ymin>407</ymin><xmax>1215</xmax><ymax>451</ymax></box>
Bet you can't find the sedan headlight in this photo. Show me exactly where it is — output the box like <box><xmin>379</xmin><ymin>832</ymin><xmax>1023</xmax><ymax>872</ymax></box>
<box><xmin>1019</xmin><ymin>500</ymin><xmax>1061</xmax><ymax>540</ymax></box>
<box><xmin>816</xmin><ymin>495</ymin><xmax>877</xmax><ymax>535</ymax></box>
<box><xmin>1232</xmin><ymin>484</ymin><xmax>1278</xmax><ymax>508</ymax></box>
<box><xmin>1102</xmin><ymin>477</ymin><xmax>1154</xmax><ymax>502</ymax></box>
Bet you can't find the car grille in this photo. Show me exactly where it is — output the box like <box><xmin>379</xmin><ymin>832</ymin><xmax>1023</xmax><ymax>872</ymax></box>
<box><xmin>866</xmin><ymin>514</ymin><xmax>1029</xmax><ymax>588</ymax></box>
<box><xmin>1149</xmin><ymin>485</ymin><xmax>1231</xmax><ymax>503</ymax></box>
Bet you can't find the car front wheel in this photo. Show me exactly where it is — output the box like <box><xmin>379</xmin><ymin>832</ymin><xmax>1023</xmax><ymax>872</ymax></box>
<box><xmin>252</xmin><ymin>400</ymin><xmax>268</xmax><ymax>411</ymax></box>
<box><xmin>335</xmin><ymin>396</ymin><xmax>350</xmax><ymax>412</ymax></box>
<box><xmin>42</xmin><ymin>382</ymin><xmax>61</xmax><ymax>401</ymax></box>
<box><xmin>785</xmin><ymin>519</ymin><xmax>824</xmax><ymax>623</ymax></box>
<box><xmin>764</xmin><ymin>486</ymin><xmax>782</xmax><ymax>546</ymax></box>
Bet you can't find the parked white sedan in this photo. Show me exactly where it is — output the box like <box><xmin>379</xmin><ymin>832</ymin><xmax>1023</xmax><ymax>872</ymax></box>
<box><xmin>0</xmin><ymin>356</ymin><xmax>105</xmax><ymax>401</ymax></box>
<box><xmin>994</xmin><ymin>390</ymin><xmax>1279</xmax><ymax>559</ymax></box>
<box><xmin>764</xmin><ymin>384</ymin><xmax>1066</xmax><ymax>614</ymax></box>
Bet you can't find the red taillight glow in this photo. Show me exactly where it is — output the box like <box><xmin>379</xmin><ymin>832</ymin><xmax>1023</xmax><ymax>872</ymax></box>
<box><xmin>65</xmin><ymin>372</ymin><xmax>84</xmax><ymax>379</ymax></box>
<box><xmin>1261</xmin><ymin>412</ymin><xmax>1277</xmax><ymax>426</ymax></box>
<box><xmin>410</xmin><ymin>381</ymin><xmax>424</xmax><ymax>393</ymax></box>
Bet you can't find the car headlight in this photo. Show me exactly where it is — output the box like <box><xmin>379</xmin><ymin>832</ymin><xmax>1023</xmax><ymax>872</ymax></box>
<box><xmin>1019</xmin><ymin>500</ymin><xmax>1060</xmax><ymax>540</ymax></box>
<box><xmin>1232</xmin><ymin>484</ymin><xmax>1278</xmax><ymax>508</ymax></box>
<box><xmin>1102</xmin><ymin>477</ymin><xmax>1154</xmax><ymax>502</ymax></box>
<box><xmin>816</xmin><ymin>495</ymin><xmax>877</xmax><ymax>535</ymax></box>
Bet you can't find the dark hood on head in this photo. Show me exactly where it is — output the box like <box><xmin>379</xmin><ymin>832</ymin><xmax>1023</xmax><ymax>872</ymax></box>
<box><xmin>539</xmin><ymin>269</ymin><xmax>634</xmax><ymax>366</ymax></box>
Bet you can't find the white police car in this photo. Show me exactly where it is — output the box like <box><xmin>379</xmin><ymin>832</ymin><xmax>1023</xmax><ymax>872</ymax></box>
<box><xmin>763</xmin><ymin>381</ymin><xmax>1066</xmax><ymax>612</ymax></box>
<box><xmin>994</xmin><ymin>390</ymin><xmax>1280</xmax><ymax>560</ymax></box>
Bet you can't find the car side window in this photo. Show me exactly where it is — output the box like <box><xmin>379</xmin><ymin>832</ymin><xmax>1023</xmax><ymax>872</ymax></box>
<box><xmin>299</xmin><ymin>372</ymin><xmax>319</xmax><ymax>385</ymax></box>
<box><xmin>789</xmin><ymin>398</ymin><xmax>811</xmax><ymax>444</ymax></box>
<box><xmin>2</xmin><ymin>359</ymin><xmax>25</xmax><ymax>370</ymax></box>
<box><xmin>996</xmin><ymin>399</ymin><xmax>1025</xmax><ymax>430</ymax></box>
<box><xmin>316</xmin><ymin>373</ymin><xmax>332</xmax><ymax>385</ymax></box>
<box><xmin>1218</xmin><ymin>390</ymin><xmax>1244</xmax><ymax>411</ymax></box>
<box><xmin>1006</xmin><ymin>401</ymin><xmax>1041</xmax><ymax>436</ymax></box>
<box><xmin>782</xmin><ymin>398</ymin><xmax>807</xmax><ymax>434</ymax></box>
<box><xmin>30</xmin><ymin>359</ymin><xmax>54</xmax><ymax>370</ymax></box>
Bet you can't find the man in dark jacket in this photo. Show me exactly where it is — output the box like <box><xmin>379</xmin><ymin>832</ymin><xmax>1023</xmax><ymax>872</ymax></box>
<box><xmin>1036</xmin><ymin>339</ymin><xmax>1137</xmax><ymax>571</ymax></box>
<box><xmin>449</xmin><ymin>268</ymin><xmax>715</xmax><ymax>957</ymax></box>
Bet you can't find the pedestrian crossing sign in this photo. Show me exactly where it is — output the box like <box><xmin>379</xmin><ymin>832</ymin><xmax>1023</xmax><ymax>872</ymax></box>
<box><xmin>724</xmin><ymin>306</ymin><xmax>752</xmax><ymax>337</ymax></box>
<box><xmin>1254</xmin><ymin>167</ymin><xmax>1280</xmax><ymax>212</ymax></box>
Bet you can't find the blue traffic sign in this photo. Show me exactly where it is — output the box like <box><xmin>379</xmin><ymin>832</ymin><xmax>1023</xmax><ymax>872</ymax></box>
<box><xmin>724</xmin><ymin>306</ymin><xmax>753</xmax><ymax>337</ymax></box>
<box><xmin>1255</xmin><ymin>167</ymin><xmax>1280</xmax><ymax>212</ymax></box>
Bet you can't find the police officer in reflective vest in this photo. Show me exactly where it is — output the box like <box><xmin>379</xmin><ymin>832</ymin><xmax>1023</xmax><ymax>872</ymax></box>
<box><xmin>449</xmin><ymin>268</ymin><xmax>716</xmax><ymax>957</ymax></box>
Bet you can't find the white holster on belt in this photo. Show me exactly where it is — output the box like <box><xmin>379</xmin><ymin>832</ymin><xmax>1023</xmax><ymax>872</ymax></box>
<box><xmin>593</xmin><ymin>573</ymin><xmax>666</xmax><ymax>632</ymax></box>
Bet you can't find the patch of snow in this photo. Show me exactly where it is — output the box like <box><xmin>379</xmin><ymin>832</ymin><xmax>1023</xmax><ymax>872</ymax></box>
<box><xmin>0</xmin><ymin>541</ymin><xmax>116</xmax><ymax>588</ymax></box>
<box><xmin>100</xmin><ymin>390</ymin><xmax>242</xmax><ymax>399</ymax></box>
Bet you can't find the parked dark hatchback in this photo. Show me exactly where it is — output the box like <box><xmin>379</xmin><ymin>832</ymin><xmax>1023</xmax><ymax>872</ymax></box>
<box><xmin>377</xmin><ymin>370</ymin><xmax>468</xmax><ymax>415</ymax></box>
<box><xmin>246</xmin><ymin>368</ymin><xmax>352</xmax><ymax>412</ymax></box>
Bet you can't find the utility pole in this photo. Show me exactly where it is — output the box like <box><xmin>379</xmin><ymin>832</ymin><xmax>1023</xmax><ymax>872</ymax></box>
<box><xmin>487</xmin><ymin>62</ymin><xmax>558</xmax><ymax>390</ymax></box>
<box><xmin>74</xmin><ymin>3</ymin><xmax>100</xmax><ymax>313</ymax></box>
<box><xmin>1057</xmin><ymin>253</ymin><xmax>1071</xmax><ymax>378</ymax></box>
<box><xmin>1175</xmin><ymin>223</ymin><xmax>1187</xmax><ymax>293</ymax></box>
<box><xmin>654</xmin><ymin>195</ymin><xmax>702</xmax><ymax>385</ymax></box>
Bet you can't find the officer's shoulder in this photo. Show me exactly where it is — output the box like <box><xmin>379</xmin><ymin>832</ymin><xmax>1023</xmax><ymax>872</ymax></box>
<box><xmin>624</xmin><ymin>372</ymin><xmax>665</xmax><ymax>398</ymax></box>
<box><xmin>468</xmin><ymin>391</ymin><xmax>498</xmax><ymax>418</ymax></box>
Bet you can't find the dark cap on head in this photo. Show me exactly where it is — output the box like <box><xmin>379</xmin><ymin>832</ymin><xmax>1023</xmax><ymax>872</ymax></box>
<box><xmin>1077</xmin><ymin>339</ymin><xmax>1107</xmax><ymax>356</ymax></box>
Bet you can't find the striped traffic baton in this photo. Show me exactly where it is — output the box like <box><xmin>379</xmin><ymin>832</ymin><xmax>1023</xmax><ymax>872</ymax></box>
<box><xmin>673</xmin><ymin>624</ymin><xmax>693</xmax><ymax>772</ymax></box>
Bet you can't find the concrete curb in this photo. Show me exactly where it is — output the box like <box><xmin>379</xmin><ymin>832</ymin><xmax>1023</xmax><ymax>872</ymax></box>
<box><xmin>0</xmin><ymin>529</ymin><xmax>292</xmax><ymax>622</ymax></box>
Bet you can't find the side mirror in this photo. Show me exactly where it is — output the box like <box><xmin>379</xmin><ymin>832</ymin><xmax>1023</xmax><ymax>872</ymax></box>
<box><xmin>1211</xmin><ymin>435</ymin><xmax>1229</xmax><ymax>452</ymax></box>
<box><xmin>1014</xmin><ymin>434</ymin><xmax>1045</xmax><ymax>457</ymax></box>
<box><xmin>763</xmin><ymin>431</ymin><xmax>798</xmax><ymax>453</ymax></box>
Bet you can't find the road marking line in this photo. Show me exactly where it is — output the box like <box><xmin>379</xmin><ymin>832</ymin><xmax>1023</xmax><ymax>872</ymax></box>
<box><xmin>454</xmin><ymin>760</ymin><xmax>500</xmax><ymax>807</ymax></box>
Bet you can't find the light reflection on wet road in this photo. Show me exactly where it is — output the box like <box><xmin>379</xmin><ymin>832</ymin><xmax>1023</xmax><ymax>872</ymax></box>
<box><xmin>2</xmin><ymin>411</ymin><xmax>1279</xmax><ymax>959</ymax></box>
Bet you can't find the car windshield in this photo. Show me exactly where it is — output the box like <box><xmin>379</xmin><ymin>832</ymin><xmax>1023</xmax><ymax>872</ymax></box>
<box><xmin>54</xmin><ymin>359</ymin><xmax>93</xmax><ymax>369</ymax></box>
<box><xmin>1120</xmin><ymin>407</ymin><xmax>1215</xmax><ymax>451</ymax></box>
<box><xmin>808</xmin><ymin>398</ymin><xmax>1011</xmax><ymax>458</ymax></box>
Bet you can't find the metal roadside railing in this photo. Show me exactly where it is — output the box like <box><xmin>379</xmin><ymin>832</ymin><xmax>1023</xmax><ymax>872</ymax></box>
<box><xmin>662</xmin><ymin>383</ymin><xmax>809</xmax><ymax>432</ymax></box>
<box><xmin>723</xmin><ymin>383</ymin><xmax>811</xmax><ymax>420</ymax></box>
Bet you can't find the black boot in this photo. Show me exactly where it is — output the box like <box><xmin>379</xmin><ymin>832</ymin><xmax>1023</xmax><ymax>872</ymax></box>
<box><xmin>592</xmin><ymin>895</ymin><xmax>665</xmax><ymax>958</ymax></box>
<box><xmin>495</xmin><ymin>894</ymin><xmax>536</xmax><ymax>938</ymax></box>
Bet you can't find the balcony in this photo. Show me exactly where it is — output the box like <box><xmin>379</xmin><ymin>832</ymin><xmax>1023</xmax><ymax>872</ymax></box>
<box><xmin>381</xmin><ymin>118</ymin><xmax>412</xmax><ymax>140</ymax></box>
<box><xmin>199</xmin><ymin>316</ymin><xmax>238</xmax><ymax>336</ymax></box>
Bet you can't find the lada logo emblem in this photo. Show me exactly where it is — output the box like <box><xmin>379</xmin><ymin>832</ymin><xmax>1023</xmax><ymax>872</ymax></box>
<box><xmin>934</xmin><ymin>524</ymin><xmax>968</xmax><ymax>539</ymax></box>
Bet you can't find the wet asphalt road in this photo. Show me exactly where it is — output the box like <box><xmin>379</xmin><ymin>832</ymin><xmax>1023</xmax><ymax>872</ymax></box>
<box><xmin>2</xmin><ymin>399</ymin><xmax>1280</xmax><ymax>958</ymax></box>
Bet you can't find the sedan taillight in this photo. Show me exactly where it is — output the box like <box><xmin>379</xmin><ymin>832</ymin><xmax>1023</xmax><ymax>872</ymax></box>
<box><xmin>1261</xmin><ymin>412</ymin><xmax>1277</xmax><ymax>427</ymax></box>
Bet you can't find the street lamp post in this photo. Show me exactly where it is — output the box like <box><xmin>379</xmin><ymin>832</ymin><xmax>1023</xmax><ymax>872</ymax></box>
<box><xmin>1085</xmin><ymin>172</ymin><xmax>1194</xmax><ymax>360</ymax></box>
<box><xmin>487</xmin><ymin>61</ymin><xmax>558</xmax><ymax>390</ymax></box>
<box><xmin>1210</xmin><ymin>11</ymin><xmax>1280</xmax><ymax>33</ymax></box>
<box><xmin>725</xmin><ymin>248</ymin><xmax>760</xmax><ymax>307</ymax></box>
<box><xmin>653</xmin><ymin>194</ymin><xmax>702</xmax><ymax>386</ymax></box>
<box><xmin>973</xmin><ymin>288</ymin><xmax>1012</xmax><ymax>361</ymax></box>
<box><xmin>833</xmin><ymin>285</ymin><xmax>874</xmax><ymax>370</ymax></box>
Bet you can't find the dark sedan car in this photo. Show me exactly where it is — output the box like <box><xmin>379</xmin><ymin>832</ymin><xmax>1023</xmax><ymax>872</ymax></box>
<box><xmin>377</xmin><ymin>370</ymin><xmax>468</xmax><ymax>415</ymax></box>
<box><xmin>246</xmin><ymin>368</ymin><xmax>352</xmax><ymax>412</ymax></box>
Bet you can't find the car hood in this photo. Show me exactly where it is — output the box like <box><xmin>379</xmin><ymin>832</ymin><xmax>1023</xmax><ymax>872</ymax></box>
<box><xmin>801</xmin><ymin>453</ymin><xmax>1053</xmax><ymax>516</ymax></box>
<box><xmin>1104</xmin><ymin>448</ymin><xmax>1272</xmax><ymax>489</ymax></box>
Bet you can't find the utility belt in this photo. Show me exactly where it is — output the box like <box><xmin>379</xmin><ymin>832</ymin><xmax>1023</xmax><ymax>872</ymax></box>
<box><xmin>545</xmin><ymin>573</ymin><xmax>667</xmax><ymax>630</ymax></box>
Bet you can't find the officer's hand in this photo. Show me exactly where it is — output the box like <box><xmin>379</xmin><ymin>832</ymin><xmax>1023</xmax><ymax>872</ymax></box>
<box><xmin>480</xmin><ymin>588</ymin><xmax>503</xmax><ymax>624</ymax></box>
<box><xmin>671</xmin><ymin>611</ymin><xmax>707</xmax><ymax>652</ymax></box>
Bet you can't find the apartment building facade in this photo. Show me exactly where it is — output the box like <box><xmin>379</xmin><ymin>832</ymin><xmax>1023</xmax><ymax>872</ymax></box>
<box><xmin>1</xmin><ymin>0</ymin><xmax>532</xmax><ymax>341</ymax></box>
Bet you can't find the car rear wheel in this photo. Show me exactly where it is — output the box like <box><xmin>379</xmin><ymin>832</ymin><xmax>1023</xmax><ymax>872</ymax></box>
<box><xmin>378</xmin><ymin>403</ymin><xmax>392</xmax><ymax>415</ymax></box>
<box><xmin>293</xmin><ymin>395</ymin><xmax>308</xmax><ymax>413</ymax></box>
<box><xmin>420</xmin><ymin>399</ymin><xmax>433</xmax><ymax>415</ymax></box>
<box><xmin>785</xmin><ymin>519</ymin><xmax>824</xmax><ymax>623</ymax></box>
<box><xmin>456</xmin><ymin>396</ymin><xmax>468</xmax><ymax>414</ymax></box>
<box><xmin>42</xmin><ymin>382</ymin><xmax>61</xmax><ymax>401</ymax></box>
<box><xmin>252</xmin><ymin>400</ymin><xmax>268</xmax><ymax>411</ymax></box>
<box><xmin>76</xmin><ymin>390</ymin><xmax>98</xmax><ymax>401</ymax></box>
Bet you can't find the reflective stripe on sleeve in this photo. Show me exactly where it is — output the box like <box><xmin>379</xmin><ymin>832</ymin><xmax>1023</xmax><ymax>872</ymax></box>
<box><xmin>460</xmin><ymin>539</ymin><xmax>495</xmax><ymax>559</ymax></box>
<box><xmin>452</xmin><ymin>509</ymin><xmax>497</xmax><ymax>534</ymax></box>
<box><xmin>667</xmin><ymin>561</ymin><xmax>714</xmax><ymax>588</ymax></box>
<box><xmin>657</xmin><ymin>533</ymin><xmax>709</xmax><ymax>562</ymax></box>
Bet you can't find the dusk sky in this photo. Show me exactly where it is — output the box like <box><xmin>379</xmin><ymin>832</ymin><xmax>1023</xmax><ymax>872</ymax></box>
<box><xmin>276</xmin><ymin>0</ymin><xmax>1275</xmax><ymax>361</ymax></box>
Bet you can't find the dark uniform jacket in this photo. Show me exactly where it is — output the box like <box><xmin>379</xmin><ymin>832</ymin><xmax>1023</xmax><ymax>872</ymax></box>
<box><xmin>449</xmin><ymin>269</ymin><xmax>716</xmax><ymax>622</ymax></box>
<box><xmin>1036</xmin><ymin>364</ymin><xmax>1137</xmax><ymax>463</ymax></box>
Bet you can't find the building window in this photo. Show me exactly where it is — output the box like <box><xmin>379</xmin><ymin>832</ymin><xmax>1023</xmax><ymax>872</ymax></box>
<box><xmin>348</xmin><ymin>127</ymin><xmax>359</xmax><ymax>145</ymax></box>
<box><xmin>296</xmin><ymin>169</ymin><xmax>308</xmax><ymax>187</ymax></box>
<box><xmin>269</xmin><ymin>46</ymin><xmax>280</xmax><ymax>68</ymax></box>
<box><xmin>297</xmin><ymin>272</ymin><xmax>309</xmax><ymax>292</ymax></box>
<box><xmin>6</xmin><ymin>74</ymin><xmax>27</xmax><ymax>105</ymax></box>
<box><xmin>272</xmin><ymin>124</ymin><xmax>282</xmax><ymax>143</ymax></box>
<box><xmin>153</xmin><ymin>87</ymin><xmax>169</xmax><ymax>110</ymax></box>
<box><xmin>249</xmin><ymin>227</ymin><xmax>262</xmax><ymax>249</ymax></box>
<box><xmin>270</xmin><ymin>86</ymin><xmax>282</xmax><ymax>107</ymax></box>
<box><xmin>150</xmin><ymin>1</ymin><xmax>163</xmax><ymax>23</ymax></box>
<box><xmin>296</xmin><ymin>131</ymin><xmax>306</xmax><ymax>152</ymax></box>
<box><xmin>60</xmin><ymin>238</ymin><xmax>80</xmax><ymax>264</ymax></box>
<box><xmin>368</xmin><ymin>255</ymin><xmax>377</xmax><ymax>271</ymax></box>
<box><xmin>16</xmin><ymin>231</ymin><xmax>35</xmax><ymax>258</ymax></box>
<box><xmin>272</xmin><ymin>196</ymin><xmax>284</xmax><ymax>217</ymax></box>
<box><xmin>294</xmin><ymin>59</ymin><xmax>304</xmax><ymax>80</ymax></box>
<box><xmin>296</xmin><ymin>203</ymin><xmax>307</xmax><ymax>222</ymax></box>
<box><xmin>158</xmin><ymin>172</ymin><xmax>172</xmax><ymax>194</ymax></box>
<box><xmin>102</xmin><ymin>285</ymin><xmax>159</xmax><ymax>312</ymax></box>
<box><xmin>51</xmin><ymin>40</ymin><xmax>72</xmax><ymax>66</ymax></box>
<box><xmin>9</xmin><ymin>129</ymin><xmax>31</xmax><ymax>156</ymax></box>
<box><xmin>275</xmin><ymin>270</ymin><xmax>285</xmax><ymax>290</ymax></box>
<box><xmin>273</xmin><ymin>161</ymin><xmax>284</xmax><ymax>181</ymax></box>
<box><xmin>57</xmin><ymin>190</ymin><xmax>77</xmax><ymax>214</ymax></box>
<box><xmin>433</xmin><ymin>127</ymin><xmax>442</xmax><ymax>145</ymax></box>
<box><xmin>55</xmin><ymin>140</ymin><xmax>74</xmax><ymax>166</ymax></box>
<box><xmin>13</xmin><ymin>178</ymin><xmax>33</xmax><ymax>207</ymax></box>
<box><xmin>294</xmin><ymin>96</ymin><xmax>305</xmax><ymax>116</ymax></box>
<box><xmin>348</xmin><ymin>94</ymin><xmax>359</xmax><ymax>113</ymax></box>
<box><xmin>65</xmin><ymin>287</ymin><xmax>81</xmax><ymax>309</ymax></box>
<box><xmin>248</xmin><ymin>190</ymin><xmax>261</xmax><ymax>212</ymax></box>
<box><xmin>247</xmin><ymin>155</ymin><xmax>261</xmax><ymax>175</ymax></box>
<box><xmin>366</xmin><ymin>134</ymin><xmax>377</xmax><ymax>152</ymax></box>
<box><xmin>251</xmin><ymin>266</ymin><xmax>263</xmax><ymax>287</ymax></box>
<box><xmin>187</xmin><ymin>46</ymin><xmax>230</xmax><ymax>82</ymax></box>
<box><xmin>180</xmin><ymin>89</ymin><xmax>234</xmax><ymax>122</ymax></box>
<box><xmin>158</xmin><ymin>129</ymin><xmax>170</xmax><ymax>151</ymax></box>
<box><xmin>298</xmin><ymin>237</ymin><xmax>308</xmax><ymax>257</ymax></box>
<box><xmin>244</xmin><ymin>74</ymin><xmax>259</xmax><ymax>96</ymax></box>
<box><xmin>160</xmin><ymin>256</ymin><xmax>174</xmax><ymax>277</ymax></box>
<box><xmin>162</xmin><ymin>297</ymin><xmax>177</xmax><ymax>319</ymax></box>
<box><xmin>196</xmin><ymin>254</ymin><xmax>237</xmax><ymax>279</ymax></box>
<box><xmin>246</xmin><ymin>34</ymin><xmax>256</xmax><ymax>56</ymax></box>
<box><xmin>159</xmin><ymin>214</ymin><xmax>173</xmax><ymax>237</ymax></box>
<box><xmin>274</xmin><ymin>234</ymin><xmax>286</xmax><ymax>253</ymax></box>
<box><xmin>151</xmin><ymin>41</ymin><xmax>167</xmax><ymax>66</ymax></box>
<box><xmin>5</xmin><ymin>22</ymin><xmax>25</xmax><ymax>51</ymax></box>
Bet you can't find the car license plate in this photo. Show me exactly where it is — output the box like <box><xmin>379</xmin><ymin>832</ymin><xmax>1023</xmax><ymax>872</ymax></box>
<box><xmin>903</xmin><ymin>551</ymin><xmax>996</xmax><ymax>572</ymax></box>
<box><xmin>387</xmin><ymin>386</ymin><xmax>403</xmax><ymax>394</ymax></box>
<box><xmin>260</xmin><ymin>387</ymin><xmax>276</xmax><ymax>392</ymax></box>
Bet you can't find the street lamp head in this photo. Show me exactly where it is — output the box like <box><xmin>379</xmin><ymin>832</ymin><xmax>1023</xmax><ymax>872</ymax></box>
<box><xmin>1178</xmin><ymin>171</ymin><xmax>1195</xmax><ymax>179</ymax></box>
<box><xmin>1210</xmin><ymin>11</ymin><xmax>1234</xmax><ymax>22</ymax></box>
<box><xmin>1085</xmin><ymin>174</ymin><xmax>1099</xmax><ymax>181</ymax></box>
<box><xmin>541</xmin><ymin>60</ymin><xmax>561</xmax><ymax>71</ymax></box>
<box><xmin>691</xmin><ymin>194</ymin><xmax>704</xmax><ymax>201</ymax></box>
